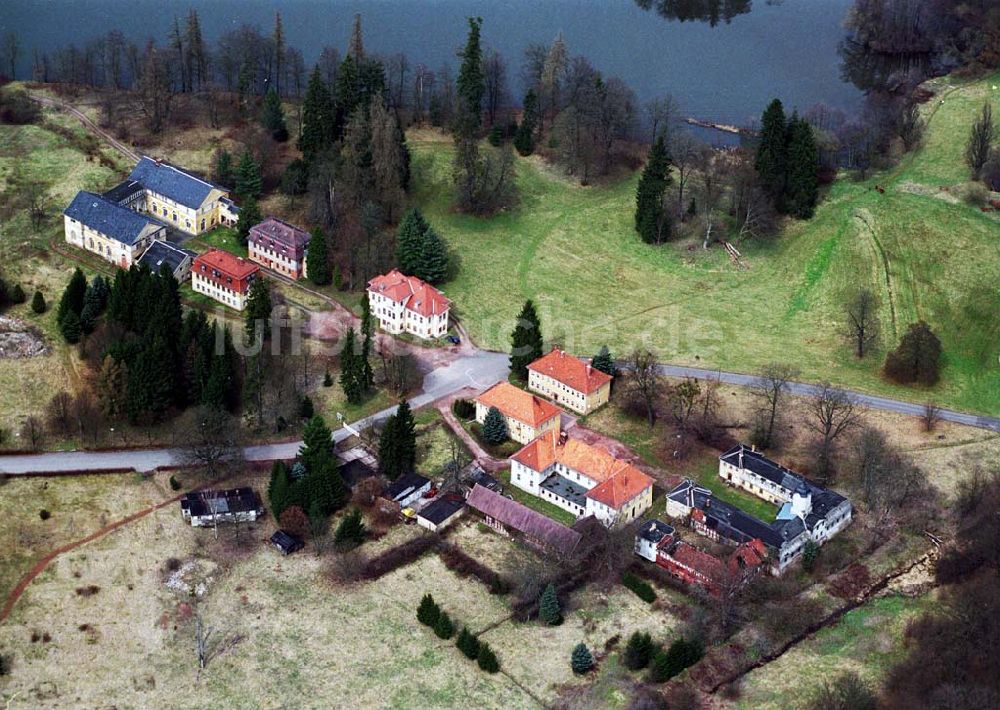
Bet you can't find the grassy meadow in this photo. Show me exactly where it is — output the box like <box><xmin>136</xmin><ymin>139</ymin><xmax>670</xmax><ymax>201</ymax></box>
<box><xmin>410</xmin><ymin>74</ymin><xmax>1000</xmax><ymax>416</ymax></box>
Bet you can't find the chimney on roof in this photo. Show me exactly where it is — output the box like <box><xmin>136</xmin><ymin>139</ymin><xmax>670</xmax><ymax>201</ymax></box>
<box><xmin>586</xmin><ymin>363</ymin><xmax>592</xmax><ymax>377</ymax></box>
<box><xmin>751</xmin><ymin>444</ymin><xmax>756</xmax><ymax>453</ymax></box>
<box><xmin>738</xmin><ymin>446</ymin><xmax>744</xmax><ymax>470</ymax></box>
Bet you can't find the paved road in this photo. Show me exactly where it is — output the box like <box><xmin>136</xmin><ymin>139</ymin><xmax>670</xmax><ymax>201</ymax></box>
<box><xmin>653</xmin><ymin>363</ymin><xmax>1000</xmax><ymax>433</ymax></box>
<box><xmin>0</xmin><ymin>352</ymin><xmax>510</xmax><ymax>474</ymax></box>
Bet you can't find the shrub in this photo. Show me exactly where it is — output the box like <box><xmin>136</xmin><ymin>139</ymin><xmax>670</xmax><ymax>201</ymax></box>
<box><xmin>278</xmin><ymin>506</ymin><xmax>310</xmax><ymax>538</ymax></box>
<box><xmin>456</xmin><ymin>626</ymin><xmax>480</xmax><ymax>659</ymax></box>
<box><xmin>809</xmin><ymin>671</ymin><xmax>876</xmax><ymax>710</ymax></box>
<box><xmin>323</xmin><ymin>370</ymin><xmax>333</xmax><ymax>387</ymax></box>
<box><xmin>299</xmin><ymin>395</ymin><xmax>315</xmax><ymax>419</ymax></box>
<box><xmin>539</xmin><ymin>583</ymin><xmax>562</xmax><ymax>625</ymax></box>
<box><xmin>8</xmin><ymin>284</ymin><xmax>26</xmax><ymax>305</ymax></box>
<box><xmin>571</xmin><ymin>643</ymin><xmax>594</xmax><ymax>674</ymax></box>
<box><xmin>960</xmin><ymin>181</ymin><xmax>989</xmax><ymax>207</ymax></box>
<box><xmin>451</xmin><ymin>399</ymin><xmax>475</xmax><ymax>420</ymax></box>
<box><xmin>433</xmin><ymin>611</ymin><xmax>455</xmax><ymax>639</ymax></box>
<box><xmin>360</xmin><ymin>535</ymin><xmax>438</xmax><ymax>581</ymax></box>
<box><xmin>437</xmin><ymin>542</ymin><xmax>511</xmax><ymax>594</ymax></box>
<box><xmin>0</xmin><ymin>653</ymin><xmax>10</xmax><ymax>676</ymax></box>
<box><xmin>38</xmin><ymin>509</ymin><xmax>51</xmax><ymax>521</ymax></box>
<box><xmin>169</xmin><ymin>475</ymin><xmax>182</xmax><ymax>491</ymax></box>
<box><xmin>622</xmin><ymin>571</ymin><xmax>656</xmax><ymax>603</ymax></box>
<box><xmin>623</xmin><ymin>631</ymin><xmax>654</xmax><ymax>671</ymax></box>
<box><xmin>417</xmin><ymin>593</ymin><xmax>440</xmax><ymax>627</ymax></box>
<box><xmin>477</xmin><ymin>642</ymin><xmax>500</xmax><ymax>673</ymax></box>
<box><xmin>884</xmin><ymin>321</ymin><xmax>942</xmax><ymax>386</ymax></box>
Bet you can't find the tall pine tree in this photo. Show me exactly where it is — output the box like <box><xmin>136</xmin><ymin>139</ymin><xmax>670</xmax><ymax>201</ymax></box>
<box><xmin>396</xmin><ymin>208</ymin><xmax>429</xmax><ymax>276</ymax></box>
<box><xmin>514</xmin><ymin>89</ymin><xmax>539</xmax><ymax>156</ymax></box>
<box><xmin>755</xmin><ymin>98</ymin><xmax>788</xmax><ymax>207</ymax></box>
<box><xmin>235</xmin><ymin>149</ymin><xmax>263</xmax><ymax>199</ymax></box>
<box><xmin>299</xmin><ymin>65</ymin><xmax>336</xmax><ymax>162</ymax></box>
<box><xmin>634</xmin><ymin>135</ymin><xmax>674</xmax><ymax>245</ymax></box>
<box><xmin>237</xmin><ymin>195</ymin><xmax>261</xmax><ymax>246</ymax></box>
<box><xmin>378</xmin><ymin>414</ymin><xmax>400</xmax><ymax>479</ymax></box>
<box><xmin>783</xmin><ymin>114</ymin><xmax>820</xmax><ymax>219</ymax></box>
<box><xmin>306</xmin><ymin>228</ymin><xmax>331</xmax><ymax>285</ymax></box>
<box><xmin>455</xmin><ymin>17</ymin><xmax>485</xmax><ymax>135</ymax></box>
<box><xmin>260</xmin><ymin>87</ymin><xmax>289</xmax><ymax>142</ymax></box>
<box><xmin>359</xmin><ymin>295</ymin><xmax>374</xmax><ymax>390</ymax></box>
<box><xmin>417</xmin><ymin>227</ymin><xmax>449</xmax><ymax>284</ymax></box>
<box><xmin>244</xmin><ymin>276</ymin><xmax>272</xmax><ymax>344</ymax></box>
<box><xmin>509</xmin><ymin>299</ymin><xmax>543</xmax><ymax>380</ymax></box>
<box><xmin>339</xmin><ymin>327</ymin><xmax>364</xmax><ymax>404</ymax></box>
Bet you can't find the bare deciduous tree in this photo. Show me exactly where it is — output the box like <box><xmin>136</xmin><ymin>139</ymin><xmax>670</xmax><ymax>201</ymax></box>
<box><xmin>850</xmin><ymin>426</ymin><xmax>926</xmax><ymax>536</ymax></box>
<box><xmin>751</xmin><ymin>363</ymin><xmax>799</xmax><ymax>450</ymax></box>
<box><xmin>626</xmin><ymin>349</ymin><xmax>661</xmax><ymax>427</ymax></box>
<box><xmin>965</xmin><ymin>102</ymin><xmax>995</xmax><ymax>177</ymax></box>
<box><xmin>19</xmin><ymin>416</ymin><xmax>45</xmax><ymax>451</ymax></box>
<box><xmin>806</xmin><ymin>382</ymin><xmax>860</xmax><ymax>482</ymax></box>
<box><xmin>645</xmin><ymin>94</ymin><xmax>681</xmax><ymax>143</ymax></box>
<box><xmin>844</xmin><ymin>288</ymin><xmax>881</xmax><ymax>358</ymax></box>
<box><xmin>175</xmin><ymin>406</ymin><xmax>244</xmax><ymax>476</ymax></box>
<box><xmin>922</xmin><ymin>401</ymin><xmax>941</xmax><ymax>432</ymax></box>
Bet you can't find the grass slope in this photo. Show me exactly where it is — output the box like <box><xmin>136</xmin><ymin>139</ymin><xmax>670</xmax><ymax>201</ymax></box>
<box><xmin>410</xmin><ymin>74</ymin><xmax>1000</xmax><ymax>416</ymax></box>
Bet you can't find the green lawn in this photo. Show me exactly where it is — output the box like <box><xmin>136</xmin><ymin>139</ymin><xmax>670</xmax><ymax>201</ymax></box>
<box><xmin>497</xmin><ymin>467</ymin><xmax>577</xmax><ymax>526</ymax></box>
<box><xmin>690</xmin><ymin>458</ymin><xmax>779</xmax><ymax>522</ymax></box>
<box><xmin>185</xmin><ymin>226</ymin><xmax>246</xmax><ymax>258</ymax></box>
<box><xmin>409</xmin><ymin>73</ymin><xmax>1000</xmax><ymax>416</ymax></box>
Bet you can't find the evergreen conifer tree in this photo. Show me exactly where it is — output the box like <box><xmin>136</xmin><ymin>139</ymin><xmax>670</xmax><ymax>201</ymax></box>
<box><xmin>395</xmin><ymin>208</ymin><xmax>429</xmax><ymax>276</ymax></box>
<box><xmin>635</xmin><ymin>135</ymin><xmax>674</xmax><ymax>244</ymax></box>
<box><xmin>417</xmin><ymin>593</ymin><xmax>440</xmax><ymax>626</ymax></box>
<box><xmin>307</xmin><ymin>228</ymin><xmax>331</xmax><ymax>285</ymax></box>
<box><xmin>339</xmin><ymin>327</ymin><xmax>364</xmax><ymax>404</ymax></box>
<box><xmin>433</xmin><ymin>611</ymin><xmax>455</xmax><ymax>639</ymax></box>
<box><xmin>235</xmin><ymin>149</ymin><xmax>263</xmax><ymax>199</ymax></box>
<box><xmin>456</xmin><ymin>627</ymin><xmax>480</xmax><ymax>659</ymax></box>
<box><xmin>482</xmin><ymin>407</ymin><xmax>508</xmax><ymax>446</ymax></box>
<box><xmin>299</xmin><ymin>65</ymin><xmax>335</xmax><ymax>161</ymax></box>
<box><xmin>244</xmin><ymin>276</ymin><xmax>272</xmax><ymax>344</ymax></box>
<box><xmin>623</xmin><ymin>632</ymin><xmax>654</xmax><ymax>671</ymax></box>
<box><xmin>8</xmin><ymin>283</ymin><xmax>25</xmax><ymax>304</ymax></box>
<box><xmin>539</xmin><ymin>583</ymin><xmax>562</xmax><ymax>625</ymax></box>
<box><xmin>783</xmin><ymin>114</ymin><xmax>820</xmax><ymax>219</ymax></box>
<box><xmin>378</xmin><ymin>414</ymin><xmax>400</xmax><ymax>479</ymax></box>
<box><xmin>509</xmin><ymin>299</ymin><xmax>543</xmax><ymax>380</ymax></box>
<box><xmin>394</xmin><ymin>401</ymin><xmax>416</xmax><ymax>472</ymax></box>
<box><xmin>592</xmin><ymin>346</ymin><xmax>615</xmax><ymax>376</ymax></box>
<box><xmin>571</xmin><ymin>643</ymin><xmax>594</xmax><ymax>674</ymax></box>
<box><xmin>299</xmin><ymin>415</ymin><xmax>333</xmax><ymax>474</ymax></box>
<box><xmin>359</xmin><ymin>295</ymin><xmax>374</xmax><ymax>390</ymax></box>
<box><xmin>213</xmin><ymin>148</ymin><xmax>234</xmax><ymax>186</ymax></box>
<box><xmin>418</xmin><ymin>227</ymin><xmax>449</xmax><ymax>284</ymax></box>
<box><xmin>237</xmin><ymin>195</ymin><xmax>261</xmax><ymax>246</ymax></box>
<box><xmin>60</xmin><ymin>308</ymin><xmax>81</xmax><ymax>343</ymax></box>
<box><xmin>260</xmin><ymin>87</ymin><xmax>289</xmax><ymax>141</ymax></box>
<box><xmin>333</xmin><ymin>507</ymin><xmax>367</xmax><ymax>550</ymax></box>
<box><xmin>755</xmin><ymin>98</ymin><xmax>788</xmax><ymax>206</ymax></box>
<box><xmin>477</xmin><ymin>642</ymin><xmax>500</xmax><ymax>673</ymax></box>
<box><xmin>57</xmin><ymin>267</ymin><xmax>87</xmax><ymax>329</ymax></box>
<box><xmin>268</xmin><ymin>461</ymin><xmax>291</xmax><ymax>517</ymax></box>
<box><xmin>31</xmin><ymin>290</ymin><xmax>46</xmax><ymax>314</ymax></box>
<box><xmin>455</xmin><ymin>17</ymin><xmax>485</xmax><ymax>135</ymax></box>
<box><xmin>514</xmin><ymin>90</ymin><xmax>539</xmax><ymax>156</ymax></box>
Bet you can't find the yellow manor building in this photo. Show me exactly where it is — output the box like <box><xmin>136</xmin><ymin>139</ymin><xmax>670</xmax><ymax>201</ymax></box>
<box><xmin>527</xmin><ymin>348</ymin><xmax>613</xmax><ymax>415</ymax></box>
<box><xmin>63</xmin><ymin>191</ymin><xmax>167</xmax><ymax>268</ymax></box>
<box><xmin>122</xmin><ymin>157</ymin><xmax>239</xmax><ymax>235</ymax></box>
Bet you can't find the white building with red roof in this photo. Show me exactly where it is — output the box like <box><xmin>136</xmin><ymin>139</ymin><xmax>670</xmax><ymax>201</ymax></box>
<box><xmin>528</xmin><ymin>348</ymin><xmax>613</xmax><ymax>414</ymax></box>
<box><xmin>191</xmin><ymin>248</ymin><xmax>260</xmax><ymax>311</ymax></box>
<box><xmin>510</xmin><ymin>430</ymin><xmax>654</xmax><ymax>527</ymax></box>
<box><xmin>367</xmin><ymin>269</ymin><xmax>451</xmax><ymax>340</ymax></box>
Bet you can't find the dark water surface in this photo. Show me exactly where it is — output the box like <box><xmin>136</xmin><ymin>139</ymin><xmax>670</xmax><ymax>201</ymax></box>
<box><xmin>3</xmin><ymin>0</ymin><xmax>860</xmax><ymax>127</ymax></box>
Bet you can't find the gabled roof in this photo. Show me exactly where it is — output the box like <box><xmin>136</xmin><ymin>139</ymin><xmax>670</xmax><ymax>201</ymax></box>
<box><xmin>383</xmin><ymin>472</ymin><xmax>430</xmax><ymax>502</ymax></box>
<box><xmin>101</xmin><ymin>179</ymin><xmax>145</xmax><ymax>205</ymax></box>
<box><xmin>367</xmin><ymin>269</ymin><xmax>451</xmax><ymax>318</ymax></box>
<box><xmin>64</xmin><ymin>191</ymin><xmax>162</xmax><ymax>246</ymax></box>
<box><xmin>128</xmin><ymin>156</ymin><xmax>220</xmax><ymax>209</ymax></box>
<box><xmin>193</xmin><ymin>249</ymin><xmax>259</xmax><ymax>281</ymax></box>
<box><xmin>466</xmin><ymin>484</ymin><xmax>581</xmax><ymax>555</ymax></box>
<box><xmin>475</xmin><ymin>382</ymin><xmax>562</xmax><ymax>428</ymax></box>
<box><xmin>339</xmin><ymin>459</ymin><xmax>377</xmax><ymax>488</ymax></box>
<box><xmin>249</xmin><ymin>216</ymin><xmax>311</xmax><ymax>250</ymax></box>
<box><xmin>418</xmin><ymin>496</ymin><xmax>465</xmax><ymax>525</ymax></box>
<box><xmin>180</xmin><ymin>488</ymin><xmax>262</xmax><ymax>518</ymax></box>
<box><xmin>138</xmin><ymin>240</ymin><xmax>196</xmax><ymax>274</ymax></box>
<box><xmin>528</xmin><ymin>348</ymin><xmax>612</xmax><ymax>394</ymax></box>
<box><xmin>671</xmin><ymin>542</ymin><xmax>729</xmax><ymax>584</ymax></box>
<box><xmin>511</xmin><ymin>431</ymin><xmax>654</xmax><ymax>510</ymax></box>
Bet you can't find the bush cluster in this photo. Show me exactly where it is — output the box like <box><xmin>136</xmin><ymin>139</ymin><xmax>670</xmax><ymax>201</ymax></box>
<box><xmin>622</xmin><ymin>571</ymin><xmax>656</xmax><ymax>603</ymax></box>
<box><xmin>417</xmin><ymin>593</ymin><xmax>501</xmax><ymax>673</ymax></box>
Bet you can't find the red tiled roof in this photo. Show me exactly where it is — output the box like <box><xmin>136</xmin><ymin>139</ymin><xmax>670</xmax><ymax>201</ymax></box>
<box><xmin>511</xmin><ymin>431</ymin><xmax>654</xmax><ymax>510</ymax></box>
<box><xmin>528</xmin><ymin>348</ymin><xmax>612</xmax><ymax>394</ymax></box>
<box><xmin>193</xmin><ymin>249</ymin><xmax>259</xmax><ymax>289</ymax></box>
<box><xmin>671</xmin><ymin>543</ymin><xmax>729</xmax><ymax>585</ymax></box>
<box><xmin>367</xmin><ymin>269</ymin><xmax>451</xmax><ymax>318</ymax></box>
<box><xmin>475</xmin><ymin>382</ymin><xmax>562</xmax><ymax>428</ymax></box>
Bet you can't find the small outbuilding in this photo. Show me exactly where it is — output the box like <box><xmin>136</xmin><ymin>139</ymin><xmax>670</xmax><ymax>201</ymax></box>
<box><xmin>378</xmin><ymin>472</ymin><xmax>432</xmax><ymax>514</ymax></box>
<box><xmin>339</xmin><ymin>458</ymin><xmax>377</xmax><ymax>489</ymax></box>
<box><xmin>180</xmin><ymin>488</ymin><xmax>263</xmax><ymax>527</ymax></box>
<box><xmin>416</xmin><ymin>495</ymin><xmax>466</xmax><ymax>532</ymax></box>
<box><xmin>270</xmin><ymin>529</ymin><xmax>304</xmax><ymax>555</ymax></box>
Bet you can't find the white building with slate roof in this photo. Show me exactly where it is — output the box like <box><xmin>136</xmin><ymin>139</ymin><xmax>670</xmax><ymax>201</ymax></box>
<box><xmin>63</xmin><ymin>191</ymin><xmax>166</xmax><ymax>268</ymax></box>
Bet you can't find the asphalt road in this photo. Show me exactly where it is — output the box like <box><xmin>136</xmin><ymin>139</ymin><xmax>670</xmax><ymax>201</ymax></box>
<box><xmin>0</xmin><ymin>351</ymin><xmax>510</xmax><ymax>474</ymax></box>
<box><xmin>653</xmin><ymin>363</ymin><xmax>1000</xmax><ymax>433</ymax></box>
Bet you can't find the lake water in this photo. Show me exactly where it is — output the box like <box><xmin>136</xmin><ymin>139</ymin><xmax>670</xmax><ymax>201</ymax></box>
<box><xmin>3</xmin><ymin>0</ymin><xmax>861</xmax><ymax>130</ymax></box>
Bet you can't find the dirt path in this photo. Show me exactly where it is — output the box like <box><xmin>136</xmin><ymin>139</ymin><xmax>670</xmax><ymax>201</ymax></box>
<box><xmin>28</xmin><ymin>91</ymin><xmax>139</xmax><ymax>163</ymax></box>
<box><xmin>437</xmin><ymin>401</ymin><xmax>508</xmax><ymax>473</ymax></box>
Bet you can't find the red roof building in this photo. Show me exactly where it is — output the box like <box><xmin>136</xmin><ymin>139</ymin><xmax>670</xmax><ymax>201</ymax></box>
<box><xmin>367</xmin><ymin>269</ymin><xmax>451</xmax><ymax>340</ymax></box>
<box><xmin>510</xmin><ymin>430</ymin><xmax>654</xmax><ymax>527</ymax></box>
<box><xmin>474</xmin><ymin>382</ymin><xmax>562</xmax><ymax>445</ymax></box>
<box><xmin>191</xmin><ymin>248</ymin><xmax>259</xmax><ymax>311</ymax></box>
<box><xmin>248</xmin><ymin>216</ymin><xmax>310</xmax><ymax>279</ymax></box>
<box><xmin>527</xmin><ymin>349</ymin><xmax>613</xmax><ymax>414</ymax></box>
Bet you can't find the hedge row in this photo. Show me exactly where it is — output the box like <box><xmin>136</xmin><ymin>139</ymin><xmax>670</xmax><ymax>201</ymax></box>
<box><xmin>622</xmin><ymin>571</ymin><xmax>656</xmax><ymax>603</ymax></box>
